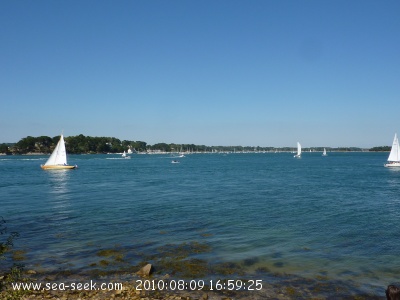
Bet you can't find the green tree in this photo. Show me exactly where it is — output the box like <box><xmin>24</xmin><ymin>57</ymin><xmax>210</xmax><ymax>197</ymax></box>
<box><xmin>149</xmin><ymin>143</ymin><xmax>171</xmax><ymax>152</ymax></box>
<box><xmin>369</xmin><ymin>146</ymin><xmax>390</xmax><ymax>152</ymax></box>
<box><xmin>0</xmin><ymin>144</ymin><xmax>10</xmax><ymax>154</ymax></box>
<box><xmin>132</xmin><ymin>141</ymin><xmax>147</xmax><ymax>152</ymax></box>
<box><xmin>15</xmin><ymin>136</ymin><xmax>37</xmax><ymax>153</ymax></box>
<box><xmin>35</xmin><ymin>136</ymin><xmax>53</xmax><ymax>153</ymax></box>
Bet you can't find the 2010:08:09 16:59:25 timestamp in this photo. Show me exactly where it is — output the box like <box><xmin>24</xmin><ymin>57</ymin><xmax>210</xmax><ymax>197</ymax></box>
<box><xmin>135</xmin><ymin>279</ymin><xmax>263</xmax><ymax>291</ymax></box>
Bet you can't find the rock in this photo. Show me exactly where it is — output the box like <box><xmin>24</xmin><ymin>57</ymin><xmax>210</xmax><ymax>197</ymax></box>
<box><xmin>26</xmin><ymin>269</ymin><xmax>37</xmax><ymax>274</ymax></box>
<box><xmin>136</xmin><ymin>263</ymin><xmax>153</xmax><ymax>277</ymax></box>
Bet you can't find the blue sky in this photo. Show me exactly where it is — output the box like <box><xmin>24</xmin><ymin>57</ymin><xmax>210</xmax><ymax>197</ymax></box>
<box><xmin>1</xmin><ymin>0</ymin><xmax>399</xmax><ymax>147</ymax></box>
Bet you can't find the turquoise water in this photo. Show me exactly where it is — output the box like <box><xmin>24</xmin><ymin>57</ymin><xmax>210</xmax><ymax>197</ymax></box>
<box><xmin>1</xmin><ymin>152</ymin><xmax>399</xmax><ymax>295</ymax></box>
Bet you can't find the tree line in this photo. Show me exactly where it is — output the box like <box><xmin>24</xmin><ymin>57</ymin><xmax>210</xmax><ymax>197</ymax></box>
<box><xmin>1</xmin><ymin>135</ymin><xmax>275</xmax><ymax>154</ymax></box>
<box><xmin>368</xmin><ymin>146</ymin><xmax>391</xmax><ymax>152</ymax></box>
<box><xmin>0</xmin><ymin>134</ymin><xmax>390</xmax><ymax>155</ymax></box>
<box><xmin>1</xmin><ymin>135</ymin><xmax>147</xmax><ymax>155</ymax></box>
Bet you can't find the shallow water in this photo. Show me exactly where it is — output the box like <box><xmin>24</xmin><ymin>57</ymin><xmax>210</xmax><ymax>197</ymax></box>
<box><xmin>1</xmin><ymin>152</ymin><xmax>398</xmax><ymax>296</ymax></box>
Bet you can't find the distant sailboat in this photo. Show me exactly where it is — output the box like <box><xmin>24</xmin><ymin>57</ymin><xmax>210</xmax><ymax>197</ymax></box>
<box><xmin>41</xmin><ymin>134</ymin><xmax>77</xmax><ymax>170</ymax></box>
<box><xmin>294</xmin><ymin>142</ymin><xmax>301</xmax><ymax>158</ymax></box>
<box><xmin>384</xmin><ymin>133</ymin><xmax>400</xmax><ymax>167</ymax></box>
<box><xmin>322</xmin><ymin>148</ymin><xmax>327</xmax><ymax>156</ymax></box>
<box><xmin>122</xmin><ymin>151</ymin><xmax>131</xmax><ymax>159</ymax></box>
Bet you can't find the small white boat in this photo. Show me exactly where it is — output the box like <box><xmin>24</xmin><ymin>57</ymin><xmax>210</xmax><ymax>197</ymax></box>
<box><xmin>171</xmin><ymin>160</ymin><xmax>180</xmax><ymax>164</ymax></box>
<box><xmin>294</xmin><ymin>142</ymin><xmax>301</xmax><ymax>158</ymax></box>
<box><xmin>384</xmin><ymin>133</ymin><xmax>400</xmax><ymax>167</ymax></box>
<box><xmin>41</xmin><ymin>134</ymin><xmax>77</xmax><ymax>170</ymax></box>
<box><xmin>322</xmin><ymin>148</ymin><xmax>327</xmax><ymax>156</ymax></box>
<box><xmin>122</xmin><ymin>151</ymin><xmax>131</xmax><ymax>159</ymax></box>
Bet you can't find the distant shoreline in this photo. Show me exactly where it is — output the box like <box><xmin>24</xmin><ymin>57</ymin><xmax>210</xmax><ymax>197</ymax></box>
<box><xmin>0</xmin><ymin>150</ymin><xmax>391</xmax><ymax>157</ymax></box>
<box><xmin>0</xmin><ymin>134</ymin><xmax>391</xmax><ymax>155</ymax></box>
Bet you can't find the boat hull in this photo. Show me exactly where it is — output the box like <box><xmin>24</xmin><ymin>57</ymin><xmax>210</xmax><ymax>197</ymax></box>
<box><xmin>384</xmin><ymin>162</ymin><xmax>400</xmax><ymax>168</ymax></box>
<box><xmin>41</xmin><ymin>165</ymin><xmax>77</xmax><ymax>170</ymax></box>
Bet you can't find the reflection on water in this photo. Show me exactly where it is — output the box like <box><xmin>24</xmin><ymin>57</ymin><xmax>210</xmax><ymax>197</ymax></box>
<box><xmin>385</xmin><ymin>173</ymin><xmax>400</xmax><ymax>222</ymax></box>
<box><xmin>46</xmin><ymin>170</ymin><xmax>73</xmax><ymax>220</ymax></box>
<box><xmin>47</xmin><ymin>170</ymin><xmax>69</xmax><ymax>196</ymax></box>
<box><xmin>386</xmin><ymin>166</ymin><xmax>400</xmax><ymax>173</ymax></box>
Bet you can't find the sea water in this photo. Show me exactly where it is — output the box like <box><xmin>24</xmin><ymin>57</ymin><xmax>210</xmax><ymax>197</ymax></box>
<box><xmin>1</xmin><ymin>152</ymin><xmax>399</xmax><ymax>296</ymax></box>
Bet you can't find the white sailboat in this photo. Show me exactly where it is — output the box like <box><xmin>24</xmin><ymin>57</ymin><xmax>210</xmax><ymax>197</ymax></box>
<box><xmin>122</xmin><ymin>151</ymin><xmax>131</xmax><ymax>159</ymax></box>
<box><xmin>322</xmin><ymin>148</ymin><xmax>327</xmax><ymax>156</ymax></box>
<box><xmin>384</xmin><ymin>133</ymin><xmax>400</xmax><ymax>167</ymax></box>
<box><xmin>294</xmin><ymin>142</ymin><xmax>301</xmax><ymax>158</ymax></box>
<box><xmin>41</xmin><ymin>134</ymin><xmax>77</xmax><ymax>170</ymax></box>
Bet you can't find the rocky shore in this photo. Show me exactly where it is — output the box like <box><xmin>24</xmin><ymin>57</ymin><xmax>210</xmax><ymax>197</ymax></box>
<box><xmin>0</xmin><ymin>277</ymin><xmax>342</xmax><ymax>300</ymax></box>
<box><xmin>2</xmin><ymin>280</ymin><xmax>387</xmax><ymax>300</ymax></box>
<box><xmin>1</xmin><ymin>268</ymin><xmax>387</xmax><ymax>300</ymax></box>
<box><xmin>0</xmin><ymin>258</ymin><xmax>387</xmax><ymax>299</ymax></box>
<box><xmin>16</xmin><ymin>287</ymin><xmax>245</xmax><ymax>300</ymax></box>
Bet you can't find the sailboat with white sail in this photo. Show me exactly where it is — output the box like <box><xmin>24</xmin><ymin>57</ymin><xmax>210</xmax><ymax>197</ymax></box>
<box><xmin>41</xmin><ymin>134</ymin><xmax>77</xmax><ymax>170</ymax></box>
<box><xmin>294</xmin><ymin>142</ymin><xmax>301</xmax><ymax>158</ymax></box>
<box><xmin>322</xmin><ymin>148</ymin><xmax>327</xmax><ymax>156</ymax></box>
<box><xmin>122</xmin><ymin>151</ymin><xmax>131</xmax><ymax>159</ymax></box>
<box><xmin>384</xmin><ymin>133</ymin><xmax>400</xmax><ymax>167</ymax></box>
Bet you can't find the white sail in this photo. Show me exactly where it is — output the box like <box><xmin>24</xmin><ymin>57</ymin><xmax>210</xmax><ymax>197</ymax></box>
<box><xmin>323</xmin><ymin>148</ymin><xmax>327</xmax><ymax>156</ymax></box>
<box><xmin>297</xmin><ymin>142</ymin><xmax>301</xmax><ymax>156</ymax></box>
<box><xmin>387</xmin><ymin>133</ymin><xmax>400</xmax><ymax>162</ymax></box>
<box><xmin>294</xmin><ymin>142</ymin><xmax>301</xmax><ymax>157</ymax></box>
<box><xmin>44</xmin><ymin>134</ymin><xmax>67</xmax><ymax>166</ymax></box>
